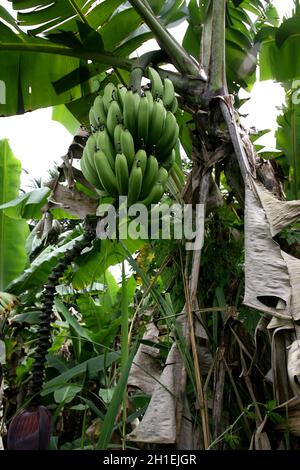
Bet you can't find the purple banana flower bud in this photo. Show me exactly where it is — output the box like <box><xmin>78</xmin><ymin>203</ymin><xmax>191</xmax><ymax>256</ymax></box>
<box><xmin>7</xmin><ymin>406</ymin><xmax>52</xmax><ymax>450</ymax></box>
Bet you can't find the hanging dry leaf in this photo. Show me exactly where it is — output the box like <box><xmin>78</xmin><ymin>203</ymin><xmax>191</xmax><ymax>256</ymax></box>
<box><xmin>128</xmin><ymin>322</ymin><xmax>162</xmax><ymax>396</ymax></box>
<box><xmin>127</xmin><ymin>341</ymin><xmax>180</xmax><ymax>444</ymax></box>
<box><xmin>244</xmin><ymin>179</ymin><xmax>300</xmax><ymax>320</ymax></box>
<box><xmin>49</xmin><ymin>184</ymin><xmax>97</xmax><ymax>219</ymax></box>
<box><xmin>127</xmin><ymin>314</ymin><xmax>189</xmax><ymax>444</ymax></box>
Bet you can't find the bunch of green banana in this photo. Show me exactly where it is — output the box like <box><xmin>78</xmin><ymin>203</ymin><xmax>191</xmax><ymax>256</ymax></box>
<box><xmin>148</xmin><ymin>67</ymin><xmax>178</xmax><ymax>114</ymax></box>
<box><xmin>82</xmin><ymin>78</ymin><xmax>179</xmax><ymax>206</ymax></box>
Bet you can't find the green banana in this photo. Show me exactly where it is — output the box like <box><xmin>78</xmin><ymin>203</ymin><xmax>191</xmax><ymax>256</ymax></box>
<box><xmin>123</xmin><ymin>89</ymin><xmax>139</xmax><ymax>137</ymax></box>
<box><xmin>114</xmin><ymin>123</ymin><xmax>123</xmax><ymax>153</ymax></box>
<box><xmin>134</xmin><ymin>149</ymin><xmax>147</xmax><ymax>176</ymax></box>
<box><xmin>140</xmin><ymin>154</ymin><xmax>159</xmax><ymax>198</ymax></box>
<box><xmin>120</xmin><ymin>128</ymin><xmax>135</xmax><ymax>170</ymax></box>
<box><xmin>163</xmin><ymin>78</ymin><xmax>175</xmax><ymax>108</ymax></box>
<box><xmin>127</xmin><ymin>163</ymin><xmax>143</xmax><ymax>206</ymax></box>
<box><xmin>156</xmin><ymin>167</ymin><xmax>169</xmax><ymax>187</ymax></box>
<box><xmin>170</xmin><ymin>96</ymin><xmax>178</xmax><ymax>114</ymax></box>
<box><xmin>84</xmin><ymin>140</ymin><xmax>105</xmax><ymax>189</ymax></box>
<box><xmin>132</xmin><ymin>90</ymin><xmax>141</xmax><ymax>111</ymax></box>
<box><xmin>161</xmin><ymin>148</ymin><xmax>176</xmax><ymax>170</ymax></box>
<box><xmin>80</xmin><ymin>152</ymin><xmax>91</xmax><ymax>181</ymax></box>
<box><xmin>89</xmin><ymin>107</ymin><xmax>99</xmax><ymax>131</ymax></box>
<box><xmin>85</xmin><ymin>136</ymin><xmax>97</xmax><ymax>169</ymax></box>
<box><xmin>103</xmin><ymin>83</ymin><xmax>117</xmax><ymax>111</ymax></box>
<box><xmin>117</xmin><ymin>84</ymin><xmax>127</xmax><ymax>110</ymax></box>
<box><xmin>94</xmin><ymin>149</ymin><xmax>119</xmax><ymax>197</ymax></box>
<box><xmin>81</xmin><ymin>149</ymin><xmax>103</xmax><ymax>189</ymax></box>
<box><xmin>145</xmin><ymin>89</ymin><xmax>154</xmax><ymax>116</ymax></box>
<box><xmin>115</xmin><ymin>152</ymin><xmax>129</xmax><ymax>195</ymax></box>
<box><xmin>93</xmin><ymin>95</ymin><xmax>107</xmax><ymax>126</ymax></box>
<box><xmin>106</xmin><ymin>99</ymin><xmax>122</xmax><ymax>139</ymax></box>
<box><xmin>141</xmin><ymin>182</ymin><xmax>165</xmax><ymax>207</ymax></box>
<box><xmin>156</xmin><ymin>111</ymin><xmax>179</xmax><ymax>158</ymax></box>
<box><xmin>137</xmin><ymin>94</ymin><xmax>150</xmax><ymax>145</ymax></box>
<box><xmin>148</xmin><ymin>66</ymin><xmax>164</xmax><ymax>99</ymax></box>
<box><xmin>148</xmin><ymin>98</ymin><xmax>166</xmax><ymax>148</ymax></box>
<box><xmin>95</xmin><ymin>127</ymin><xmax>115</xmax><ymax>170</ymax></box>
<box><xmin>86</xmin><ymin>134</ymin><xmax>97</xmax><ymax>155</ymax></box>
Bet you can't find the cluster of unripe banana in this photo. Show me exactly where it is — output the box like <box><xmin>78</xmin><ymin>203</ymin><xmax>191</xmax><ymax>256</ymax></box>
<box><xmin>80</xmin><ymin>67</ymin><xmax>179</xmax><ymax>207</ymax></box>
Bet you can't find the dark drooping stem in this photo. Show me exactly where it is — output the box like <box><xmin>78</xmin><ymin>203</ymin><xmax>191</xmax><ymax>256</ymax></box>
<box><xmin>29</xmin><ymin>223</ymin><xmax>95</xmax><ymax>404</ymax></box>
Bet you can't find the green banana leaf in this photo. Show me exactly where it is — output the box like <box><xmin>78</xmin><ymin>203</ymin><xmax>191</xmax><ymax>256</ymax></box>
<box><xmin>183</xmin><ymin>0</ymin><xmax>270</xmax><ymax>92</ymax></box>
<box><xmin>276</xmin><ymin>97</ymin><xmax>300</xmax><ymax>200</ymax></box>
<box><xmin>0</xmin><ymin>1</ymin><xmax>188</xmax><ymax>118</ymax></box>
<box><xmin>10</xmin><ymin>0</ymin><xmax>186</xmax><ymax>35</ymax></box>
<box><xmin>0</xmin><ymin>187</ymin><xmax>50</xmax><ymax>220</ymax></box>
<box><xmin>71</xmin><ymin>238</ymin><xmax>144</xmax><ymax>290</ymax></box>
<box><xmin>10</xmin><ymin>0</ymin><xmax>91</xmax><ymax>35</ymax></box>
<box><xmin>259</xmin><ymin>16</ymin><xmax>300</xmax><ymax>82</ymax></box>
<box><xmin>52</xmin><ymin>104</ymin><xmax>80</xmax><ymax>134</ymax></box>
<box><xmin>0</xmin><ymin>19</ymin><xmax>111</xmax><ymax>116</ymax></box>
<box><xmin>0</xmin><ymin>139</ymin><xmax>28</xmax><ymax>290</ymax></box>
<box><xmin>41</xmin><ymin>350</ymin><xmax>120</xmax><ymax>395</ymax></box>
<box><xmin>6</xmin><ymin>231</ymin><xmax>84</xmax><ymax>295</ymax></box>
<box><xmin>76</xmin><ymin>271</ymin><xmax>136</xmax><ymax>346</ymax></box>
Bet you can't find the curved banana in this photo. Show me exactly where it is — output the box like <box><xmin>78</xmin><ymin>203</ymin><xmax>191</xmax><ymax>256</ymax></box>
<box><xmin>120</xmin><ymin>128</ymin><xmax>135</xmax><ymax>170</ymax></box>
<box><xmin>94</xmin><ymin>149</ymin><xmax>118</xmax><ymax>197</ymax></box>
<box><xmin>156</xmin><ymin>167</ymin><xmax>169</xmax><ymax>187</ymax></box>
<box><xmin>145</xmin><ymin>89</ymin><xmax>154</xmax><ymax>116</ymax></box>
<box><xmin>127</xmin><ymin>163</ymin><xmax>143</xmax><ymax>206</ymax></box>
<box><xmin>148</xmin><ymin>67</ymin><xmax>164</xmax><ymax>99</ymax></box>
<box><xmin>140</xmin><ymin>154</ymin><xmax>159</xmax><ymax>198</ymax></box>
<box><xmin>81</xmin><ymin>149</ymin><xmax>103</xmax><ymax>189</ymax></box>
<box><xmin>103</xmin><ymin>83</ymin><xmax>117</xmax><ymax>111</ymax></box>
<box><xmin>148</xmin><ymin>98</ymin><xmax>166</xmax><ymax>148</ymax></box>
<box><xmin>96</xmin><ymin>127</ymin><xmax>115</xmax><ymax>170</ymax></box>
<box><xmin>132</xmin><ymin>91</ymin><xmax>141</xmax><ymax>111</ymax></box>
<box><xmin>84</xmin><ymin>141</ymin><xmax>105</xmax><ymax>190</ymax></box>
<box><xmin>156</xmin><ymin>111</ymin><xmax>179</xmax><ymax>159</ymax></box>
<box><xmin>137</xmin><ymin>94</ymin><xmax>150</xmax><ymax>145</ymax></box>
<box><xmin>89</xmin><ymin>107</ymin><xmax>99</xmax><ymax>131</ymax></box>
<box><xmin>115</xmin><ymin>152</ymin><xmax>129</xmax><ymax>195</ymax></box>
<box><xmin>141</xmin><ymin>182</ymin><xmax>164</xmax><ymax>207</ymax></box>
<box><xmin>106</xmin><ymin>100</ymin><xmax>122</xmax><ymax>139</ymax></box>
<box><xmin>86</xmin><ymin>134</ymin><xmax>97</xmax><ymax>156</ymax></box>
<box><xmin>114</xmin><ymin>123</ymin><xmax>123</xmax><ymax>153</ymax></box>
<box><xmin>117</xmin><ymin>84</ymin><xmax>127</xmax><ymax>110</ymax></box>
<box><xmin>85</xmin><ymin>136</ymin><xmax>97</xmax><ymax>169</ymax></box>
<box><xmin>123</xmin><ymin>89</ymin><xmax>138</xmax><ymax>138</ymax></box>
<box><xmin>93</xmin><ymin>95</ymin><xmax>107</xmax><ymax>126</ymax></box>
<box><xmin>163</xmin><ymin>78</ymin><xmax>175</xmax><ymax>108</ymax></box>
<box><xmin>134</xmin><ymin>149</ymin><xmax>147</xmax><ymax>176</ymax></box>
<box><xmin>170</xmin><ymin>96</ymin><xmax>178</xmax><ymax>114</ymax></box>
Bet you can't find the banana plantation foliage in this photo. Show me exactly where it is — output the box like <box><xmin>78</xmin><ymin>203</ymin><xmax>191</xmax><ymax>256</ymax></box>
<box><xmin>0</xmin><ymin>0</ymin><xmax>300</xmax><ymax>451</ymax></box>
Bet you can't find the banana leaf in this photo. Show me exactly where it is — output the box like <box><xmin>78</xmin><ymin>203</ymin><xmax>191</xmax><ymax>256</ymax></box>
<box><xmin>0</xmin><ymin>139</ymin><xmax>28</xmax><ymax>290</ymax></box>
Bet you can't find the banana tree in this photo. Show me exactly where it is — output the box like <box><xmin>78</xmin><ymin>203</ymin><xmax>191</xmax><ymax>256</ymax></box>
<box><xmin>1</xmin><ymin>0</ymin><xmax>300</xmax><ymax>451</ymax></box>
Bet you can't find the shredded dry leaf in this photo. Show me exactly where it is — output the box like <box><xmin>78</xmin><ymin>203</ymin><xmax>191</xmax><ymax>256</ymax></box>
<box><xmin>128</xmin><ymin>322</ymin><xmax>162</xmax><ymax>396</ymax></box>
<box><xmin>244</xmin><ymin>178</ymin><xmax>300</xmax><ymax>320</ymax></box>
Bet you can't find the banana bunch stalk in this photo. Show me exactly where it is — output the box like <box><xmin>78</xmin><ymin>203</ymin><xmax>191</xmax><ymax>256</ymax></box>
<box><xmin>81</xmin><ymin>68</ymin><xmax>179</xmax><ymax>207</ymax></box>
